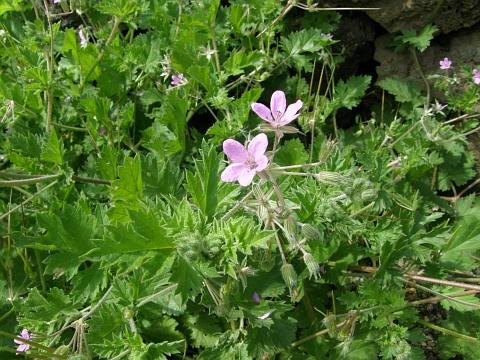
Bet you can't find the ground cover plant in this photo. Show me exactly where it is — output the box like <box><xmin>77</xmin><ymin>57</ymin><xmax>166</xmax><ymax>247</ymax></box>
<box><xmin>1</xmin><ymin>0</ymin><xmax>480</xmax><ymax>359</ymax></box>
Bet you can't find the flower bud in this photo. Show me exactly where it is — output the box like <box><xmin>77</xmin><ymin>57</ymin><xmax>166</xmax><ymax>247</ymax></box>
<box><xmin>301</xmin><ymin>224</ymin><xmax>321</xmax><ymax>241</ymax></box>
<box><xmin>318</xmin><ymin>140</ymin><xmax>336</xmax><ymax>162</ymax></box>
<box><xmin>281</xmin><ymin>263</ymin><xmax>298</xmax><ymax>295</ymax></box>
<box><xmin>123</xmin><ymin>308</ymin><xmax>135</xmax><ymax>320</ymax></box>
<box><xmin>303</xmin><ymin>252</ymin><xmax>321</xmax><ymax>280</ymax></box>
<box><xmin>283</xmin><ymin>215</ymin><xmax>298</xmax><ymax>247</ymax></box>
<box><xmin>361</xmin><ymin>188</ymin><xmax>377</xmax><ymax>203</ymax></box>
<box><xmin>317</xmin><ymin>171</ymin><xmax>346</xmax><ymax>186</ymax></box>
<box><xmin>260</xmin><ymin>258</ymin><xmax>275</xmax><ymax>272</ymax></box>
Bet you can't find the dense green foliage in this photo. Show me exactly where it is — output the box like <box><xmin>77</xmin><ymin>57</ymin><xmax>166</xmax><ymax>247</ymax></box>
<box><xmin>1</xmin><ymin>0</ymin><xmax>480</xmax><ymax>359</ymax></box>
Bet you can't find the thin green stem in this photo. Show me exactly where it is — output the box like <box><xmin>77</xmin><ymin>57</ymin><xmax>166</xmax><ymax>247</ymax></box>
<box><xmin>277</xmin><ymin>161</ymin><xmax>325</xmax><ymax>170</ymax></box>
<box><xmin>209</xmin><ymin>24</ymin><xmax>221</xmax><ymax>73</ymax></box>
<box><xmin>417</xmin><ymin>319</ymin><xmax>480</xmax><ymax>344</ymax></box>
<box><xmin>42</xmin><ymin>0</ymin><xmax>55</xmax><ymax>132</ymax></box>
<box><xmin>135</xmin><ymin>284</ymin><xmax>178</xmax><ymax>308</ymax></box>
<box><xmin>0</xmin><ymin>307</ymin><xmax>14</xmax><ymax>323</ymax></box>
<box><xmin>34</xmin><ymin>249</ymin><xmax>47</xmax><ymax>292</ymax></box>
<box><xmin>220</xmin><ymin>189</ymin><xmax>254</xmax><ymax>221</ymax></box>
<box><xmin>404</xmin><ymin>273</ymin><xmax>480</xmax><ymax>292</ymax></box>
<box><xmin>0</xmin><ymin>174</ymin><xmax>61</xmax><ymax>187</ymax></box>
<box><xmin>80</xmin><ymin>16</ymin><xmax>120</xmax><ymax>91</ymax></box>
<box><xmin>0</xmin><ymin>172</ymin><xmax>111</xmax><ymax>185</ymax></box>
<box><xmin>0</xmin><ymin>181</ymin><xmax>58</xmax><ymax>222</ymax></box>
<box><xmin>0</xmin><ymin>330</ymin><xmax>58</xmax><ymax>354</ymax></box>
<box><xmin>350</xmin><ymin>202</ymin><xmax>375</xmax><ymax>217</ymax></box>
<box><xmin>51</xmin><ymin>122</ymin><xmax>88</xmax><ymax>132</ymax></box>
<box><xmin>274</xmin><ymin>171</ymin><xmax>317</xmax><ymax>177</ymax></box>
<box><xmin>272</xmin><ymin>224</ymin><xmax>287</xmax><ymax>264</ymax></box>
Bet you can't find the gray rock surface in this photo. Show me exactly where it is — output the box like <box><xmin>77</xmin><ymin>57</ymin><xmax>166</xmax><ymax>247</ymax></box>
<box><xmin>322</xmin><ymin>0</ymin><xmax>480</xmax><ymax>34</ymax></box>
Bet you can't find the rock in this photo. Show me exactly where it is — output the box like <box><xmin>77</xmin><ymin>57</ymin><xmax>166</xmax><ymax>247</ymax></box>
<box><xmin>321</xmin><ymin>0</ymin><xmax>480</xmax><ymax>34</ymax></box>
<box><xmin>374</xmin><ymin>23</ymin><xmax>480</xmax><ymax>95</ymax></box>
<box><xmin>332</xmin><ymin>12</ymin><xmax>377</xmax><ymax>79</ymax></box>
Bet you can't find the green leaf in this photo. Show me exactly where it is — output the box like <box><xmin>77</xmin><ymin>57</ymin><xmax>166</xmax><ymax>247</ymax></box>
<box><xmin>102</xmin><ymin>208</ymin><xmax>174</xmax><ymax>253</ymax></box>
<box><xmin>97</xmin><ymin>145</ymin><xmax>119</xmax><ymax>180</ymax></box>
<box><xmin>36</xmin><ymin>204</ymin><xmax>98</xmax><ymax>278</ymax></box>
<box><xmin>61</xmin><ymin>28</ymin><xmax>101</xmax><ymax>82</ymax></box>
<box><xmin>18</xmin><ymin>288</ymin><xmax>80</xmax><ymax>332</ymax></box>
<box><xmin>334</xmin><ymin>75</ymin><xmax>371</xmax><ymax>110</ymax></box>
<box><xmin>71</xmin><ymin>263</ymin><xmax>108</xmax><ymax>302</ymax></box>
<box><xmin>37</xmin><ymin>203</ymin><xmax>97</xmax><ymax>255</ymax></box>
<box><xmin>112</xmin><ymin>156</ymin><xmax>143</xmax><ymax>204</ymax></box>
<box><xmin>169</xmin><ymin>256</ymin><xmax>205</xmax><ymax>303</ymax></box>
<box><xmin>281</xmin><ymin>28</ymin><xmax>325</xmax><ymax>71</ymax></box>
<box><xmin>223</xmin><ymin>49</ymin><xmax>262</xmax><ymax>76</ymax></box>
<box><xmin>184</xmin><ymin>141</ymin><xmax>223</xmax><ymax>219</ymax></box>
<box><xmin>87</xmin><ymin>303</ymin><xmax>126</xmax><ymax>343</ymax></box>
<box><xmin>41</xmin><ymin>128</ymin><xmax>64</xmax><ymax>165</ymax></box>
<box><xmin>377</xmin><ymin>77</ymin><xmax>424</xmax><ymax>106</ymax></box>
<box><xmin>184</xmin><ymin>313</ymin><xmax>222</xmax><ymax>348</ymax></box>
<box><xmin>440</xmin><ymin>213</ymin><xmax>480</xmax><ymax>271</ymax></box>
<box><xmin>393</xmin><ymin>24</ymin><xmax>438</xmax><ymax>52</ymax></box>
<box><xmin>440</xmin><ymin>289</ymin><xmax>480</xmax><ymax>312</ymax></box>
<box><xmin>95</xmin><ymin>0</ymin><xmax>139</xmax><ymax>17</ymax></box>
<box><xmin>187</xmin><ymin>65</ymin><xmax>214</xmax><ymax>93</ymax></box>
<box><xmin>142</xmin><ymin>153</ymin><xmax>183</xmax><ymax>197</ymax></box>
<box><xmin>246</xmin><ymin>316</ymin><xmax>296</xmax><ymax>358</ymax></box>
<box><xmin>274</xmin><ymin>138</ymin><xmax>309</xmax><ymax>168</ymax></box>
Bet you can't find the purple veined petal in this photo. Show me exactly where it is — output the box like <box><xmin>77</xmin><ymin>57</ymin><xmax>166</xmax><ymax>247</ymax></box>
<box><xmin>270</xmin><ymin>91</ymin><xmax>286</xmax><ymax>120</ymax></box>
<box><xmin>221</xmin><ymin>163</ymin><xmax>246</xmax><ymax>182</ymax></box>
<box><xmin>279</xmin><ymin>99</ymin><xmax>303</xmax><ymax>125</ymax></box>
<box><xmin>237</xmin><ymin>168</ymin><xmax>256</xmax><ymax>186</ymax></box>
<box><xmin>223</xmin><ymin>139</ymin><xmax>248</xmax><ymax>162</ymax></box>
<box><xmin>251</xmin><ymin>103</ymin><xmax>273</xmax><ymax>123</ymax></box>
<box><xmin>254</xmin><ymin>154</ymin><xmax>268</xmax><ymax>172</ymax></box>
<box><xmin>247</xmin><ymin>133</ymin><xmax>268</xmax><ymax>158</ymax></box>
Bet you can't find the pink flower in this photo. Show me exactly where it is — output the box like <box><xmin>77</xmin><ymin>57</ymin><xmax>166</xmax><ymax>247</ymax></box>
<box><xmin>473</xmin><ymin>69</ymin><xmax>480</xmax><ymax>84</ymax></box>
<box><xmin>221</xmin><ymin>133</ymin><xmax>269</xmax><ymax>186</ymax></box>
<box><xmin>171</xmin><ymin>73</ymin><xmax>184</xmax><ymax>85</ymax></box>
<box><xmin>439</xmin><ymin>57</ymin><xmax>451</xmax><ymax>69</ymax></box>
<box><xmin>53</xmin><ymin>0</ymin><xmax>62</xmax><ymax>3</ymax></box>
<box><xmin>251</xmin><ymin>90</ymin><xmax>302</xmax><ymax>127</ymax></box>
<box><xmin>14</xmin><ymin>329</ymin><xmax>30</xmax><ymax>353</ymax></box>
<box><xmin>79</xmin><ymin>29</ymin><xmax>87</xmax><ymax>49</ymax></box>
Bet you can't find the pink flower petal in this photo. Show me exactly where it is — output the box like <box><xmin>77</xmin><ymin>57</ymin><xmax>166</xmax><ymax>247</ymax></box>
<box><xmin>270</xmin><ymin>91</ymin><xmax>286</xmax><ymax>119</ymax></box>
<box><xmin>251</xmin><ymin>103</ymin><xmax>273</xmax><ymax>123</ymax></box>
<box><xmin>247</xmin><ymin>133</ymin><xmax>268</xmax><ymax>158</ymax></box>
<box><xmin>221</xmin><ymin>163</ymin><xmax>246</xmax><ymax>182</ymax></box>
<box><xmin>258</xmin><ymin>310</ymin><xmax>273</xmax><ymax>319</ymax></box>
<box><xmin>279</xmin><ymin>100</ymin><xmax>302</xmax><ymax>125</ymax></box>
<box><xmin>238</xmin><ymin>168</ymin><xmax>256</xmax><ymax>186</ymax></box>
<box><xmin>223</xmin><ymin>139</ymin><xmax>247</xmax><ymax>162</ymax></box>
<box><xmin>255</xmin><ymin>154</ymin><xmax>268</xmax><ymax>172</ymax></box>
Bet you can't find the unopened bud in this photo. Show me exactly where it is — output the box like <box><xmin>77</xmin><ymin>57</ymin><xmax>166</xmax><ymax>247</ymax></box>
<box><xmin>317</xmin><ymin>171</ymin><xmax>346</xmax><ymax>186</ymax></box>
<box><xmin>283</xmin><ymin>215</ymin><xmax>298</xmax><ymax>247</ymax></box>
<box><xmin>281</xmin><ymin>263</ymin><xmax>298</xmax><ymax>295</ymax></box>
<box><xmin>361</xmin><ymin>188</ymin><xmax>377</xmax><ymax>202</ymax></box>
<box><xmin>322</xmin><ymin>313</ymin><xmax>337</xmax><ymax>336</ymax></box>
<box><xmin>123</xmin><ymin>308</ymin><xmax>135</xmax><ymax>319</ymax></box>
<box><xmin>301</xmin><ymin>224</ymin><xmax>321</xmax><ymax>241</ymax></box>
<box><xmin>303</xmin><ymin>252</ymin><xmax>321</xmax><ymax>280</ymax></box>
<box><xmin>260</xmin><ymin>258</ymin><xmax>275</xmax><ymax>272</ymax></box>
<box><xmin>318</xmin><ymin>140</ymin><xmax>336</xmax><ymax>162</ymax></box>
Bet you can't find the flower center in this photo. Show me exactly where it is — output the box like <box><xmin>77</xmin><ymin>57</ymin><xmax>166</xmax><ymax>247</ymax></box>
<box><xmin>244</xmin><ymin>156</ymin><xmax>258</xmax><ymax>170</ymax></box>
<box><xmin>274</xmin><ymin>110</ymin><xmax>283</xmax><ymax>121</ymax></box>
